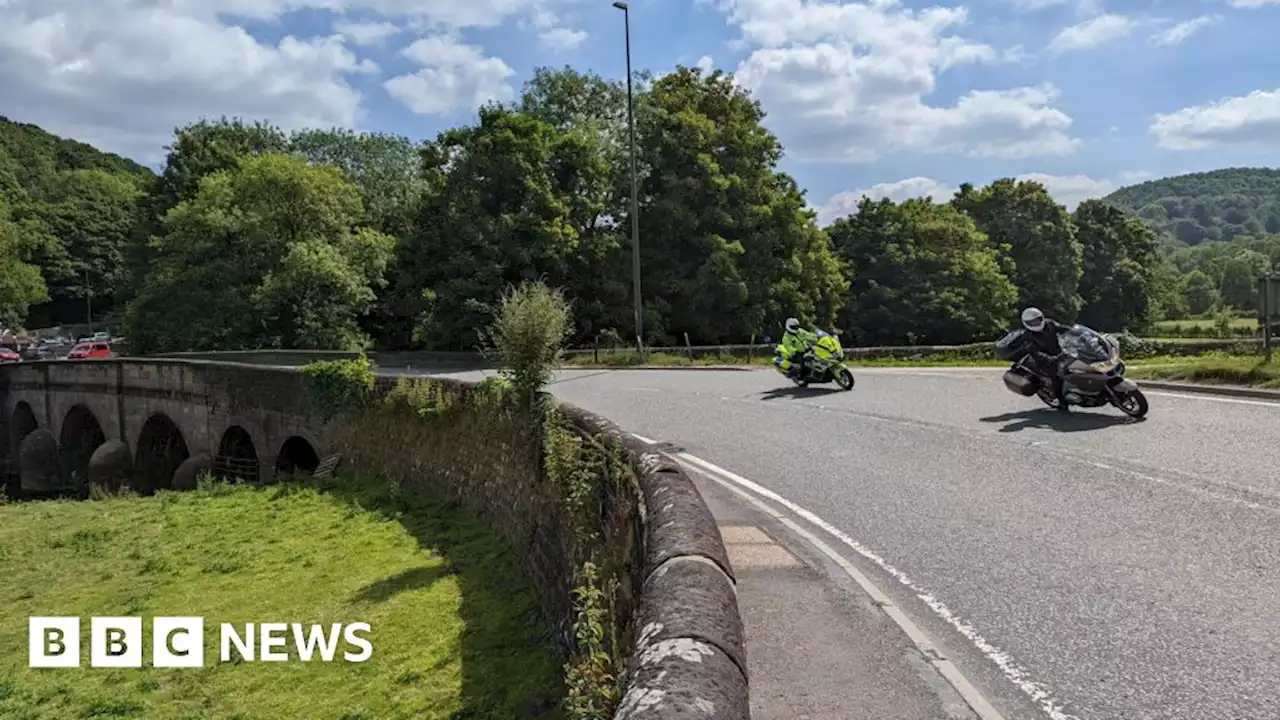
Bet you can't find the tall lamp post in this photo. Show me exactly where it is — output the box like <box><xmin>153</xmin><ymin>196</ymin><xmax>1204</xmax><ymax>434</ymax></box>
<box><xmin>613</xmin><ymin>0</ymin><xmax>643</xmax><ymax>354</ymax></box>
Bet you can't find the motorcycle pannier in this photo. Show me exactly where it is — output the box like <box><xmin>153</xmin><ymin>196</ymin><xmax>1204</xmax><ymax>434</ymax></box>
<box><xmin>995</xmin><ymin>329</ymin><xmax>1032</xmax><ymax>361</ymax></box>
<box><xmin>1002</xmin><ymin>369</ymin><xmax>1038</xmax><ymax>396</ymax></box>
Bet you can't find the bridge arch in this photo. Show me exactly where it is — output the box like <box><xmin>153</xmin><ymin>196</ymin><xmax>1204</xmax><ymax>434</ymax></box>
<box><xmin>275</xmin><ymin>435</ymin><xmax>319</xmax><ymax>478</ymax></box>
<box><xmin>134</xmin><ymin>413</ymin><xmax>190</xmax><ymax>494</ymax></box>
<box><xmin>5</xmin><ymin>402</ymin><xmax>39</xmax><ymax>497</ymax></box>
<box><xmin>9</xmin><ymin>401</ymin><xmax>37</xmax><ymax>458</ymax></box>
<box><xmin>214</xmin><ymin>425</ymin><xmax>260</xmax><ymax>483</ymax></box>
<box><xmin>59</xmin><ymin>405</ymin><xmax>106</xmax><ymax>494</ymax></box>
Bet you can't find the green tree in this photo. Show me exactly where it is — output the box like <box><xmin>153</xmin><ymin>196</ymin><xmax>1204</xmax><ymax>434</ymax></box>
<box><xmin>19</xmin><ymin>169</ymin><xmax>144</xmax><ymax>325</ymax></box>
<box><xmin>1073</xmin><ymin>199</ymin><xmax>1160</xmax><ymax>331</ymax></box>
<box><xmin>1181</xmin><ymin>269</ymin><xmax>1220</xmax><ymax>315</ymax></box>
<box><xmin>402</xmin><ymin>105</ymin><xmax>616</xmax><ymax>350</ymax></box>
<box><xmin>828</xmin><ymin>197</ymin><xmax>1016</xmax><ymax>345</ymax></box>
<box><xmin>156</xmin><ymin>118</ymin><xmax>289</xmax><ymax>213</ymax></box>
<box><xmin>1220</xmin><ymin>249</ymin><xmax>1270</xmax><ymax>310</ymax></box>
<box><xmin>953</xmin><ymin>178</ymin><xmax>1083</xmax><ymax>319</ymax></box>
<box><xmin>0</xmin><ymin>196</ymin><xmax>48</xmax><ymax>328</ymax></box>
<box><xmin>124</xmin><ymin>154</ymin><xmax>394</xmax><ymax>353</ymax></box>
<box><xmin>635</xmin><ymin>66</ymin><xmax>845</xmax><ymax>342</ymax></box>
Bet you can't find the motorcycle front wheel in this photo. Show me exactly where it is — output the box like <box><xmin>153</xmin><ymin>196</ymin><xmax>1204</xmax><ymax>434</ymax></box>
<box><xmin>836</xmin><ymin>368</ymin><xmax>855</xmax><ymax>391</ymax></box>
<box><xmin>1113</xmin><ymin>388</ymin><xmax>1149</xmax><ymax>418</ymax></box>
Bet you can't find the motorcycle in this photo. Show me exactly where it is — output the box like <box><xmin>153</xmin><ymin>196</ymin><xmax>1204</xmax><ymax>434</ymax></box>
<box><xmin>773</xmin><ymin>330</ymin><xmax>856</xmax><ymax>390</ymax></box>
<box><xmin>995</xmin><ymin>324</ymin><xmax>1148</xmax><ymax>418</ymax></box>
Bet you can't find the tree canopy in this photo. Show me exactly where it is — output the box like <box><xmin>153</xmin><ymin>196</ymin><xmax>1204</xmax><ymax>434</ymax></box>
<box><xmin>4</xmin><ymin>67</ymin><xmax>1271</xmax><ymax>347</ymax></box>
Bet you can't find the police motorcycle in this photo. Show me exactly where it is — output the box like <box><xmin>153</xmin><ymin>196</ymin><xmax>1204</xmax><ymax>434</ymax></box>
<box><xmin>772</xmin><ymin>330</ymin><xmax>856</xmax><ymax>390</ymax></box>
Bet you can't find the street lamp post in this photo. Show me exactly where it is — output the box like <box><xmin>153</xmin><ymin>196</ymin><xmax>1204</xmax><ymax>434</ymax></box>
<box><xmin>613</xmin><ymin>0</ymin><xmax>643</xmax><ymax>355</ymax></box>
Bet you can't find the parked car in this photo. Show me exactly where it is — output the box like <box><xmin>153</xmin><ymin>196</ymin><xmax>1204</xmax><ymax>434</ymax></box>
<box><xmin>0</xmin><ymin>348</ymin><xmax>20</xmax><ymax>363</ymax></box>
<box><xmin>67</xmin><ymin>342</ymin><xmax>112</xmax><ymax>360</ymax></box>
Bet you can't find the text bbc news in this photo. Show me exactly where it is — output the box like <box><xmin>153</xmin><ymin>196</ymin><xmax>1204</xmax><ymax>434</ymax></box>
<box><xmin>28</xmin><ymin>617</ymin><xmax>373</xmax><ymax>668</ymax></box>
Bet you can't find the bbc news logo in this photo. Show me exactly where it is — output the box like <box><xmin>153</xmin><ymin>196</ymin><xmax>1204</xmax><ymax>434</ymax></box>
<box><xmin>28</xmin><ymin>617</ymin><xmax>372</xmax><ymax>668</ymax></box>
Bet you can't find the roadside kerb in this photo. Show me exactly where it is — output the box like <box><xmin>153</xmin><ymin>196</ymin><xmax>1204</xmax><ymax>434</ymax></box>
<box><xmin>562</xmin><ymin>407</ymin><xmax>750</xmax><ymax>720</ymax></box>
<box><xmin>1136</xmin><ymin>379</ymin><xmax>1280</xmax><ymax>401</ymax></box>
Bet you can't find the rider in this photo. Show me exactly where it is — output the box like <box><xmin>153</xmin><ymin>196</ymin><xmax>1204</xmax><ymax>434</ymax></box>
<box><xmin>779</xmin><ymin>317</ymin><xmax>817</xmax><ymax>379</ymax></box>
<box><xmin>1021</xmin><ymin>307</ymin><xmax>1072</xmax><ymax>412</ymax></box>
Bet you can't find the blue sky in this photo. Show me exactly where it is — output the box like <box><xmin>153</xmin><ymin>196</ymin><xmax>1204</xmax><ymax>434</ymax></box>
<box><xmin>3</xmin><ymin>0</ymin><xmax>1280</xmax><ymax>222</ymax></box>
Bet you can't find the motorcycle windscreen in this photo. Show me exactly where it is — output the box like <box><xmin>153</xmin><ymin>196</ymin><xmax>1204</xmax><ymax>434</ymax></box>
<box><xmin>1059</xmin><ymin>325</ymin><xmax>1112</xmax><ymax>363</ymax></box>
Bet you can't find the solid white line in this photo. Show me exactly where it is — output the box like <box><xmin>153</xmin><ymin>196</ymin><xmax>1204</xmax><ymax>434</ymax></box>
<box><xmin>631</xmin><ymin>433</ymin><xmax>658</xmax><ymax>445</ymax></box>
<box><xmin>673</xmin><ymin>450</ymin><xmax>1079</xmax><ymax>720</ymax></box>
<box><xmin>1143</xmin><ymin>389</ymin><xmax>1280</xmax><ymax>408</ymax></box>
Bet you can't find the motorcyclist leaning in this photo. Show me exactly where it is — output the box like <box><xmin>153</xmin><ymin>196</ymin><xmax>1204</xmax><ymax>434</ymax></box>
<box><xmin>1021</xmin><ymin>307</ymin><xmax>1072</xmax><ymax>412</ymax></box>
<box><xmin>779</xmin><ymin>317</ymin><xmax>817</xmax><ymax>379</ymax></box>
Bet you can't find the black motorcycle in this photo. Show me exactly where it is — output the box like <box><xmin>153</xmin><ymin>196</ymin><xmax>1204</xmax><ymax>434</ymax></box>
<box><xmin>996</xmin><ymin>324</ymin><xmax>1149</xmax><ymax>418</ymax></box>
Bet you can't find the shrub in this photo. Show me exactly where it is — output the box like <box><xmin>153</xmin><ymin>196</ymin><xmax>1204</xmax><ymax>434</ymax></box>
<box><xmin>481</xmin><ymin>281</ymin><xmax>574</xmax><ymax>405</ymax></box>
<box><xmin>300</xmin><ymin>355</ymin><xmax>376</xmax><ymax>420</ymax></box>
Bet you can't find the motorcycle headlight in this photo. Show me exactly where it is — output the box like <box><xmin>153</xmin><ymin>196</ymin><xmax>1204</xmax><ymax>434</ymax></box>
<box><xmin>1088</xmin><ymin>360</ymin><xmax>1114</xmax><ymax>373</ymax></box>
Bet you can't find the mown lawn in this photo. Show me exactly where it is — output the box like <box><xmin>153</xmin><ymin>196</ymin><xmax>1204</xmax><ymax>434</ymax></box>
<box><xmin>1153</xmin><ymin>317</ymin><xmax>1257</xmax><ymax>332</ymax></box>
<box><xmin>0</xmin><ymin>472</ymin><xmax>563</xmax><ymax>720</ymax></box>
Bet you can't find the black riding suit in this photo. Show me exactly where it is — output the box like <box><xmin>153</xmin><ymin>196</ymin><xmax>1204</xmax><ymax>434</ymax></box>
<box><xmin>1027</xmin><ymin>319</ymin><xmax>1072</xmax><ymax>410</ymax></box>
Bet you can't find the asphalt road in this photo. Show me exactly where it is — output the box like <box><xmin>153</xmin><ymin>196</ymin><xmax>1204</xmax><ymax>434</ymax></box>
<box><xmin>420</xmin><ymin>365</ymin><xmax>1280</xmax><ymax>720</ymax></box>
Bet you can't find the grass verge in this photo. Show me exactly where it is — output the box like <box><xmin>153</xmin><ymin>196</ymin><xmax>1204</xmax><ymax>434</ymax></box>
<box><xmin>0</xmin><ymin>472</ymin><xmax>562</xmax><ymax>720</ymax></box>
<box><xmin>560</xmin><ymin>351</ymin><xmax>1008</xmax><ymax>368</ymax></box>
<box><xmin>1126</xmin><ymin>353</ymin><xmax>1280</xmax><ymax>388</ymax></box>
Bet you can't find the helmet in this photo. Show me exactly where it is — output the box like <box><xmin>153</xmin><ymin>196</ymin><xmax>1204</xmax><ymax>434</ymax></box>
<box><xmin>1021</xmin><ymin>307</ymin><xmax>1046</xmax><ymax>332</ymax></box>
<box><xmin>784</xmin><ymin>317</ymin><xmax>800</xmax><ymax>333</ymax></box>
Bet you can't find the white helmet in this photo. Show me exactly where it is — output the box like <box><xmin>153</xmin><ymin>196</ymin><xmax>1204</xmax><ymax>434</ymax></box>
<box><xmin>784</xmin><ymin>317</ymin><xmax>800</xmax><ymax>333</ymax></box>
<box><xmin>1021</xmin><ymin>307</ymin><xmax>1046</xmax><ymax>332</ymax></box>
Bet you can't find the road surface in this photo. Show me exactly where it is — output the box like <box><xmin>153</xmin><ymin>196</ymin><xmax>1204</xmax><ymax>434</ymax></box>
<box><xmin>418</xmin><ymin>365</ymin><xmax>1280</xmax><ymax>720</ymax></box>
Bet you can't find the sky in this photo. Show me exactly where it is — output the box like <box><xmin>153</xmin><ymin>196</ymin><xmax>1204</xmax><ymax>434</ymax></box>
<box><xmin>3</xmin><ymin>0</ymin><xmax>1280</xmax><ymax>225</ymax></box>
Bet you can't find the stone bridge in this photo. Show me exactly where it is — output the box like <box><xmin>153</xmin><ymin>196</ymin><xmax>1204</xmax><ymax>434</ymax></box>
<box><xmin>0</xmin><ymin>359</ymin><xmax>327</xmax><ymax>497</ymax></box>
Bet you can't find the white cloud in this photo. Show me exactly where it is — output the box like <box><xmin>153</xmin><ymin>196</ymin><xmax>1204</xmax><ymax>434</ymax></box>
<box><xmin>816</xmin><ymin>171</ymin><xmax>1155</xmax><ymax>223</ymax></box>
<box><xmin>0</xmin><ymin>0</ymin><xmax>377</xmax><ymax>163</ymax></box>
<box><xmin>1151</xmin><ymin>15</ymin><xmax>1219</xmax><ymax>46</ymax></box>
<box><xmin>817</xmin><ymin>177</ymin><xmax>957</xmax><ymax>223</ymax></box>
<box><xmin>1150</xmin><ymin>89</ymin><xmax>1280</xmax><ymax>150</ymax></box>
<box><xmin>383</xmin><ymin>36</ymin><xmax>515</xmax><ymax>116</ymax></box>
<box><xmin>696</xmin><ymin>55</ymin><xmax>715</xmax><ymax>73</ymax></box>
<box><xmin>333</xmin><ymin>19</ymin><xmax>401</xmax><ymax>45</ymax></box>
<box><xmin>1225</xmin><ymin>0</ymin><xmax>1280</xmax><ymax>8</ymax></box>
<box><xmin>723</xmin><ymin>0</ymin><xmax>1080</xmax><ymax>163</ymax></box>
<box><xmin>539</xmin><ymin>27</ymin><xmax>588</xmax><ymax>51</ymax></box>
<box><xmin>523</xmin><ymin>4</ymin><xmax>587</xmax><ymax>52</ymax></box>
<box><xmin>1048</xmin><ymin>13</ymin><xmax>1137</xmax><ymax>54</ymax></box>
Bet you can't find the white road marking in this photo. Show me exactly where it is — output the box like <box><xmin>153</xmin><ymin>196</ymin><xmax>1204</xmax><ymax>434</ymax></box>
<box><xmin>1143</xmin><ymin>389</ymin><xmax>1280</xmax><ymax>408</ymax></box>
<box><xmin>673</xmin><ymin>449</ymin><xmax>1078</xmax><ymax>720</ymax></box>
<box><xmin>631</xmin><ymin>433</ymin><xmax>658</xmax><ymax>445</ymax></box>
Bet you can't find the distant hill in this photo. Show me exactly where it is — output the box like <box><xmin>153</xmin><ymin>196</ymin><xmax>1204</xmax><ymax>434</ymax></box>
<box><xmin>0</xmin><ymin>116</ymin><xmax>153</xmax><ymax>199</ymax></box>
<box><xmin>1102</xmin><ymin>168</ymin><xmax>1280</xmax><ymax>246</ymax></box>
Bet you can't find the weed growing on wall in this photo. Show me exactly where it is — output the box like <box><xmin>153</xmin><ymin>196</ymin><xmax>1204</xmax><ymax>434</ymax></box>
<box><xmin>481</xmin><ymin>281</ymin><xmax>573</xmax><ymax>405</ymax></box>
<box><xmin>300</xmin><ymin>355</ymin><xmax>376</xmax><ymax>420</ymax></box>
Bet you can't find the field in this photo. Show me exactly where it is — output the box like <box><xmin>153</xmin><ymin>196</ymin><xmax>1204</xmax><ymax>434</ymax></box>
<box><xmin>0</xmin><ymin>473</ymin><xmax>562</xmax><ymax>720</ymax></box>
<box><xmin>1126</xmin><ymin>354</ymin><xmax>1280</xmax><ymax>388</ymax></box>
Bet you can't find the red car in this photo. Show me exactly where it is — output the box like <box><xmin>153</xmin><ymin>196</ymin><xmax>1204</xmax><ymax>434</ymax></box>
<box><xmin>0</xmin><ymin>348</ymin><xmax>19</xmax><ymax>363</ymax></box>
<box><xmin>67</xmin><ymin>342</ymin><xmax>112</xmax><ymax>360</ymax></box>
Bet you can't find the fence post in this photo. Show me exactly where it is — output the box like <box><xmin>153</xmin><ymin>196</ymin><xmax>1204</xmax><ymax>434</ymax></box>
<box><xmin>683</xmin><ymin>332</ymin><xmax>691</xmax><ymax>359</ymax></box>
<box><xmin>748</xmin><ymin>333</ymin><xmax>755</xmax><ymax>365</ymax></box>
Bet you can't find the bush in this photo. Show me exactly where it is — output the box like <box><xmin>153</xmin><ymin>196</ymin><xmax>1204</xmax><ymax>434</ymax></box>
<box><xmin>482</xmin><ymin>281</ymin><xmax>574</xmax><ymax>404</ymax></box>
<box><xmin>300</xmin><ymin>355</ymin><xmax>376</xmax><ymax>420</ymax></box>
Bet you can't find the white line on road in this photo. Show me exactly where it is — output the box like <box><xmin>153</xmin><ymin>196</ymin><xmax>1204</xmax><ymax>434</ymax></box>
<box><xmin>672</xmin><ymin>449</ymin><xmax>1078</xmax><ymax>720</ymax></box>
<box><xmin>631</xmin><ymin>433</ymin><xmax>658</xmax><ymax>445</ymax></box>
<box><xmin>1143</xmin><ymin>389</ymin><xmax>1280</xmax><ymax>408</ymax></box>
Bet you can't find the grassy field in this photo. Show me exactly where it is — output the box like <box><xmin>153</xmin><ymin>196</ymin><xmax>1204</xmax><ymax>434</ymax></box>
<box><xmin>1126</xmin><ymin>353</ymin><xmax>1280</xmax><ymax>388</ymax></box>
<box><xmin>560</xmin><ymin>350</ymin><xmax>1008</xmax><ymax>368</ymax></box>
<box><xmin>0</xmin><ymin>473</ymin><xmax>562</xmax><ymax>720</ymax></box>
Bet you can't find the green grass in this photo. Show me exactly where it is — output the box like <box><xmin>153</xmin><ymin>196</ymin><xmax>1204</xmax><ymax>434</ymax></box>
<box><xmin>560</xmin><ymin>350</ymin><xmax>1008</xmax><ymax>368</ymax></box>
<box><xmin>1126</xmin><ymin>353</ymin><xmax>1280</xmax><ymax>388</ymax></box>
<box><xmin>0</xmin><ymin>472</ymin><xmax>562</xmax><ymax>720</ymax></box>
<box><xmin>1153</xmin><ymin>317</ymin><xmax>1257</xmax><ymax>332</ymax></box>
